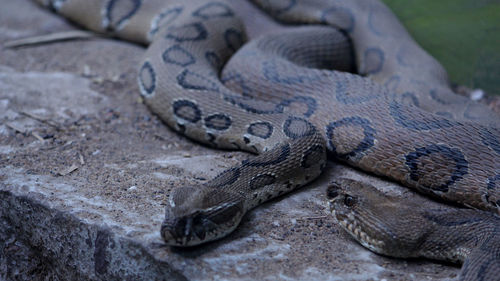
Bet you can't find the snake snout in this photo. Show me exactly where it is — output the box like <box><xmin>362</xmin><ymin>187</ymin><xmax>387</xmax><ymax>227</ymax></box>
<box><xmin>162</xmin><ymin>199</ymin><xmax>245</xmax><ymax>246</ymax></box>
<box><xmin>326</xmin><ymin>184</ymin><xmax>340</xmax><ymax>200</ymax></box>
<box><xmin>161</xmin><ymin>209</ymin><xmax>212</xmax><ymax>246</ymax></box>
<box><xmin>327</xmin><ymin>179</ymin><xmax>361</xmax><ymax>214</ymax></box>
<box><xmin>327</xmin><ymin>181</ymin><xmax>345</xmax><ymax>214</ymax></box>
<box><xmin>327</xmin><ymin>180</ymin><xmax>352</xmax><ymax>203</ymax></box>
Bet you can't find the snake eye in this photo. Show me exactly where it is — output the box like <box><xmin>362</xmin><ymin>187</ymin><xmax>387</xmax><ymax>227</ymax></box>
<box><xmin>344</xmin><ymin>195</ymin><xmax>356</xmax><ymax>207</ymax></box>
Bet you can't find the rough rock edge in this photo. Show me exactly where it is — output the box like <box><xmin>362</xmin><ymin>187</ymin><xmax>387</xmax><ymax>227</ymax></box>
<box><xmin>0</xmin><ymin>190</ymin><xmax>187</xmax><ymax>281</ymax></box>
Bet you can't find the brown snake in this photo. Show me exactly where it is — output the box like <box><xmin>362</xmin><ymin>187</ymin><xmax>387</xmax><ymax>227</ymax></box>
<box><xmin>327</xmin><ymin>178</ymin><xmax>500</xmax><ymax>281</ymax></box>
<box><xmin>32</xmin><ymin>0</ymin><xmax>499</xmax><ymax>279</ymax></box>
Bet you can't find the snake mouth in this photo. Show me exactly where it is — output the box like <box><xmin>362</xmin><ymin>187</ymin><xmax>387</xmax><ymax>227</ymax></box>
<box><xmin>332</xmin><ymin>209</ymin><xmax>386</xmax><ymax>254</ymax></box>
<box><xmin>161</xmin><ymin>211</ymin><xmax>218</xmax><ymax>246</ymax></box>
<box><xmin>162</xmin><ymin>200</ymin><xmax>245</xmax><ymax>247</ymax></box>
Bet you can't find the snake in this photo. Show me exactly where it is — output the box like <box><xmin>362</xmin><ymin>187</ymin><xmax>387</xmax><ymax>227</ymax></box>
<box><xmin>31</xmin><ymin>0</ymin><xmax>499</xmax><ymax>279</ymax></box>
<box><xmin>327</xmin><ymin>178</ymin><xmax>500</xmax><ymax>281</ymax></box>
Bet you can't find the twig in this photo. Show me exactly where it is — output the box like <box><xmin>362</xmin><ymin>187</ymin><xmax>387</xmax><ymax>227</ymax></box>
<box><xmin>154</xmin><ymin>133</ymin><xmax>167</xmax><ymax>141</ymax></box>
<box><xmin>5</xmin><ymin>123</ymin><xmax>26</xmax><ymax>134</ymax></box>
<box><xmin>20</xmin><ymin>111</ymin><xmax>62</xmax><ymax>131</ymax></box>
<box><xmin>57</xmin><ymin>164</ymin><xmax>79</xmax><ymax>176</ymax></box>
<box><xmin>31</xmin><ymin>131</ymin><xmax>45</xmax><ymax>142</ymax></box>
<box><xmin>297</xmin><ymin>215</ymin><xmax>328</xmax><ymax>221</ymax></box>
<box><xmin>78</xmin><ymin>152</ymin><xmax>85</xmax><ymax>165</ymax></box>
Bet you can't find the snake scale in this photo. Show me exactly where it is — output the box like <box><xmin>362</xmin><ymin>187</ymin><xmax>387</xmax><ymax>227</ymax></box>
<box><xmin>33</xmin><ymin>0</ymin><xmax>499</xmax><ymax>279</ymax></box>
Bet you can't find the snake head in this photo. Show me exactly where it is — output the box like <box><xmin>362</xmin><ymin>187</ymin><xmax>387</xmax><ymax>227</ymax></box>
<box><xmin>327</xmin><ymin>178</ymin><xmax>431</xmax><ymax>257</ymax></box>
<box><xmin>161</xmin><ymin>186</ymin><xmax>245</xmax><ymax>246</ymax></box>
<box><xmin>326</xmin><ymin>178</ymin><xmax>396</xmax><ymax>254</ymax></box>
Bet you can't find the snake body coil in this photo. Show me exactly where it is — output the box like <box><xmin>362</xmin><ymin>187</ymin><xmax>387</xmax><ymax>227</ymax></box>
<box><xmin>33</xmin><ymin>0</ymin><xmax>499</xmax><ymax>279</ymax></box>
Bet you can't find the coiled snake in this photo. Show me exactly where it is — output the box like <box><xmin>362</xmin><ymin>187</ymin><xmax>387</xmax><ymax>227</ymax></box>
<box><xmin>33</xmin><ymin>0</ymin><xmax>499</xmax><ymax>279</ymax></box>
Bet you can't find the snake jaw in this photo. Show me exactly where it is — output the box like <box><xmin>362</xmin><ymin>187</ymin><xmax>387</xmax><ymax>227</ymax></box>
<box><xmin>162</xmin><ymin>209</ymin><xmax>217</xmax><ymax>246</ymax></box>
<box><xmin>162</xmin><ymin>189</ymin><xmax>246</xmax><ymax>247</ymax></box>
<box><xmin>334</xmin><ymin>209</ymin><xmax>386</xmax><ymax>254</ymax></box>
<box><xmin>327</xmin><ymin>179</ymin><xmax>387</xmax><ymax>253</ymax></box>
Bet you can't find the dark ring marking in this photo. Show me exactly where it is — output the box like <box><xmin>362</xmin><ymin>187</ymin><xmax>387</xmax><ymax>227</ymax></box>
<box><xmin>256</xmin><ymin>0</ymin><xmax>296</xmax><ymax>15</ymax></box>
<box><xmin>277</xmin><ymin>96</ymin><xmax>317</xmax><ymax>117</ymax></box>
<box><xmin>283</xmin><ymin>116</ymin><xmax>316</xmax><ymax>139</ymax></box>
<box><xmin>384</xmin><ymin>75</ymin><xmax>401</xmax><ymax>91</ymax></box>
<box><xmin>149</xmin><ymin>6</ymin><xmax>183</xmax><ymax>37</ymax></box>
<box><xmin>223</xmin><ymin>95</ymin><xmax>277</xmax><ymax>115</ymax></box>
<box><xmin>247</xmin><ymin>121</ymin><xmax>273</xmax><ymax>139</ymax></box>
<box><xmin>405</xmin><ymin>144</ymin><xmax>468</xmax><ymax>193</ymax></box>
<box><xmin>221</xmin><ymin>72</ymin><xmax>252</xmax><ymax>97</ymax></box>
<box><xmin>301</xmin><ymin>144</ymin><xmax>324</xmax><ymax>168</ymax></box>
<box><xmin>162</xmin><ymin>45</ymin><xmax>195</xmax><ymax>67</ymax></box>
<box><xmin>204</xmin><ymin>113</ymin><xmax>231</xmax><ymax>131</ymax></box>
<box><xmin>336</xmin><ymin>82</ymin><xmax>376</xmax><ymax>105</ymax></box>
<box><xmin>105</xmin><ymin>0</ymin><xmax>141</xmax><ymax>31</ymax></box>
<box><xmin>205</xmin><ymin>167</ymin><xmax>240</xmax><ymax>188</ymax></box>
<box><xmin>223</xmin><ymin>94</ymin><xmax>316</xmax><ymax>116</ymax></box>
<box><xmin>480</xmin><ymin>128</ymin><xmax>500</xmax><ymax>155</ymax></box>
<box><xmin>389</xmin><ymin>101</ymin><xmax>457</xmax><ymax>131</ymax></box>
<box><xmin>138</xmin><ymin>61</ymin><xmax>156</xmax><ymax>96</ymax></box>
<box><xmin>326</xmin><ymin>116</ymin><xmax>376</xmax><ymax>160</ymax></box>
<box><xmin>166</xmin><ymin>22</ymin><xmax>208</xmax><ymax>42</ymax></box>
<box><xmin>429</xmin><ymin>89</ymin><xmax>451</xmax><ymax>105</ymax></box>
<box><xmin>249</xmin><ymin>174</ymin><xmax>277</xmax><ymax>190</ymax></box>
<box><xmin>177</xmin><ymin>70</ymin><xmax>219</xmax><ymax>92</ymax></box>
<box><xmin>224</xmin><ymin>28</ymin><xmax>245</xmax><ymax>52</ymax></box>
<box><xmin>362</xmin><ymin>47</ymin><xmax>384</xmax><ymax>75</ymax></box>
<box><xmin>320</xmin><ymin>6</ymin><xmax>355</xmax><ymax>33</ymax></box>
<box><xmin>243</xmin><ymin>144</ymin><xmax>290</xmax><ymax>167</ymax></box>
<box><xmin>401</xmin><ymin>92</ymin><xmax>420</xmax><ymax>107</ymax></box>
<box><xmin>172</xmin><ymin>99</ymin><xmax>201</xmax><ymax>123</ymax></box>
<box><xmin>193</xmin><ymin>2</ymin><xmax>234</xmax><ymax>20</ymax></box>
<box><xmin>263</xmin><ymin>59</ymin><xmax>321</xmax><ymax>85</ymax></box>
<box><xmin>205</xmin><ymin>51</ymin><xmax>222</xmax><ymax>71</ymax></box>
<box><xmin>367</xmin><ymin>6</ymin><xmax>385</xmax><ymax>37</ymax></box>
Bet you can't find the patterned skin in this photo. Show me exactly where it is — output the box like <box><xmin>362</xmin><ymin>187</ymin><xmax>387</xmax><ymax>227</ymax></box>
<box><xmin>32</xmin><ymin>0</ymin><xmax>499</xmax><ymax>279</ymax></box>
<box><xmin>328</xmin><ymin>179</ymin><xmax>500</xmax><ymax>281</ymax></box>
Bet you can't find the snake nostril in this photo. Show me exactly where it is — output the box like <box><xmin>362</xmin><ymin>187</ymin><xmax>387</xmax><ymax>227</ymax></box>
<box><xmin>160</xmin><ymin>224</ymin><xmax>170</xmax><ymax>238</ymax></box>
<box><xmin>326</xmin><ymin>185</ymin><xmax>340</xmax><ymax>199</ymax></box>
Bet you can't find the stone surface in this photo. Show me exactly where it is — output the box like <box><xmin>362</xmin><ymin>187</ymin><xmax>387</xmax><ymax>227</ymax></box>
<box><xmin>2</xmin><ymin>0</ymin><xmax>496</xmax><ymax>280</ymax></box>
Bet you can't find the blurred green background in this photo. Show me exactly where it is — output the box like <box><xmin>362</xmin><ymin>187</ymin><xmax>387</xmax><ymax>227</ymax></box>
<box><xmin>382</xmin><ymin>0</ymin><xmax>500</xmax><ymax>95</ymax></box>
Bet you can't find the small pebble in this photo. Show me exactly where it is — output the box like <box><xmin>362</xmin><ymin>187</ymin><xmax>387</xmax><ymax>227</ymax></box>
<box><xmin>83</xmin><ymin>65</ymin><xmax>91</xmax><ymax>76</ymax></box>
<box><xmin>470</xmin><ymin>89</ymin><xmax>484</xmax><ymax>101</ymax></box>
